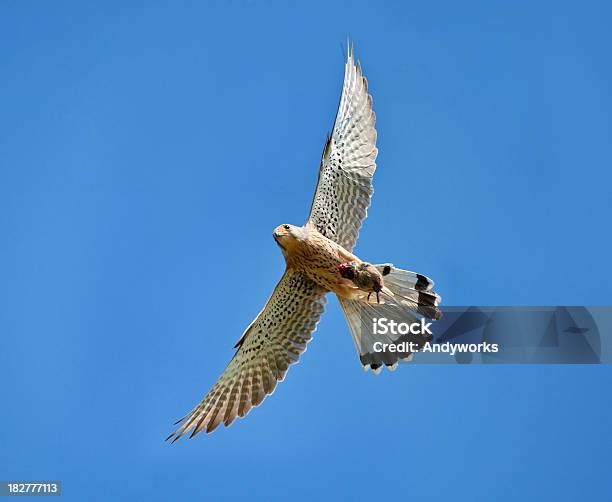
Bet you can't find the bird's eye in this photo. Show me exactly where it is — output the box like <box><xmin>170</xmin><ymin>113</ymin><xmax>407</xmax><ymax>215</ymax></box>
<box><xmin>283</xmin><ymin>225</ymin><xmax>290</xmax><ymax>231</ymax></box>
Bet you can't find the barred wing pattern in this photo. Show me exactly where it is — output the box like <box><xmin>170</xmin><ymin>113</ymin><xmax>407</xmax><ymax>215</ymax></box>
<box><xmin>167</xmin><ymin>270</ymin><xmax>326</xmax><ymax>441</ymax></box>
<box><xmin>307</xmin><ymin>48</ymin><xmax>378</xmax><ymax>252</ymax></box>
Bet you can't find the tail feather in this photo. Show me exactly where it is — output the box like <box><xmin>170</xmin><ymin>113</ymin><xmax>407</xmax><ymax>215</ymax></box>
<box><xmin>375</xmin><ymin>263</ymin><xmax>435</xmax><ymax>291</ymax></box>
<box><xmin>376</xmin><ymin>264</ymin><xmax>442</xmax><ymax>320</ymax></box>
<box><xmin>339</xmin><ymin>298</ymin><xmax>420</xmax><ymax>373</ymax></box>
<box><xmin>339</xmin><ymin>265</ymin><xmax>442</xmax><ymax>373</ymax></box>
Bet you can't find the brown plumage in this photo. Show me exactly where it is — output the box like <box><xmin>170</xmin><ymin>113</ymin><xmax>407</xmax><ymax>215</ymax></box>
<box><xmin>338</xmin><ymin>261</ymin><xmax>386</xmax><ymax>302</ymax></box>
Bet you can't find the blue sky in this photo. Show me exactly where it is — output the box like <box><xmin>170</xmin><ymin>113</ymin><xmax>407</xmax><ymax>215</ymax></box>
<box><xmin>1</xmin><ymin>0</ymin><xmax>611</xmax><ymax>500</ymax></box>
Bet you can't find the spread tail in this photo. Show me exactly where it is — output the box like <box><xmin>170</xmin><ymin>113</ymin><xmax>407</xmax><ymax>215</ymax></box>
<box><xmin>338</xmin><ymin>265</ymin><xmax>441</xmax><ymax>373</ymax></box>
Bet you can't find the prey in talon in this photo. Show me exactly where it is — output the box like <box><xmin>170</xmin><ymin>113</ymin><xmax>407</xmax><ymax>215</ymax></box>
<box><xmin>338</xmin><ymin>261</ymin><xmax>391</xmax><ymax>303</ymax></box>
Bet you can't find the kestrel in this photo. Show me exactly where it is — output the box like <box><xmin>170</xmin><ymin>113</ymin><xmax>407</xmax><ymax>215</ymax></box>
<box><xmin>167</xmin><ymin>47</ymin><xmax>441</xmax><ymax>441</ymax></box>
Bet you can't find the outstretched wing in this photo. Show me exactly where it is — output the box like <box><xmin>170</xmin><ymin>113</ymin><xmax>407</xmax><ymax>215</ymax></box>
<box><xmin>306</xmin><ymin>47</ymin><xmax>378</xmax><ymax>252</ymax></box>
<box><xmin>166</xmin><ymin>270</ymin><xmax>326</xmax><ymax>441</ymax></box>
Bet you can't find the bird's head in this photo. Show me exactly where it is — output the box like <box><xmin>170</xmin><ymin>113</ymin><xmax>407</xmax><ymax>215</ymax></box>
<box><xmin>273</xmin><ymin>224</ymin><xmax>301</xmax><ymax>251</ymax></box>
<box><xmin>338</xmin><ymin>261</ymin><xmax>358</xmax><ymax>280</ymax></box>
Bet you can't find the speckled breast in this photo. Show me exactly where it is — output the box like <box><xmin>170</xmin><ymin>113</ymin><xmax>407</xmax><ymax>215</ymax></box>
<box><xmin>287</xmin><ymin>230</ymin><xmax>348</xmax><ymax>292</ymax></box>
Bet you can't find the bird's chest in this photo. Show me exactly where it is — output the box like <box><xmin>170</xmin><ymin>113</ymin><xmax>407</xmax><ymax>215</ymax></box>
<box><xmin>286</xmin><ymin>236</ymin><xmax>347</xmax><ymax>291</ymax></box>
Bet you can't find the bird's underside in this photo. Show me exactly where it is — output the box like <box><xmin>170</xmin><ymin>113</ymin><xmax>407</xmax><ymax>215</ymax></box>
<box><xmin>166</xmin><ymin>46</ymin><xmax>441</xmax><ymax>442</ymax></box>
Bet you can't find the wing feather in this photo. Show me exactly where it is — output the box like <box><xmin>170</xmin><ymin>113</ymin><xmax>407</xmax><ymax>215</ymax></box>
<box><xmin>307</xmin><ymin>47</ymin><xmax>378</xmax><ymax>251</ymax></box>
<box><xmin>166</xmin><ymin>270</ymin><xmax>326</xmax><ymax>441</ymax></box>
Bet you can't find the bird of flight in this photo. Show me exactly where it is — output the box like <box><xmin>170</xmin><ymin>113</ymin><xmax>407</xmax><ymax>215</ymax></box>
<box><xmin>167</xmin><ymin>46</ymin><xmax>441</xmax><ymax>442</ymax></box>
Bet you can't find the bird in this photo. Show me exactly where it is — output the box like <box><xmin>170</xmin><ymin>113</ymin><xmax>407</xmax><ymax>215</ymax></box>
<box><xmin>166</xmin><ymin>45</ymin><xmax>442</xmax><ymax>442</ymax></box>
<box><xmin>337</xmin><ymin>261</ymin><xmax>389</xmax><ymax>303</ymax></box>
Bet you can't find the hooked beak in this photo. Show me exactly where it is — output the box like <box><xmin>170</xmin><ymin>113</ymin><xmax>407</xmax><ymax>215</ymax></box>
<box><xmin>273</xmin><ymin>231</ymin><xmax>283</xmax><ymax>247</ymax></box>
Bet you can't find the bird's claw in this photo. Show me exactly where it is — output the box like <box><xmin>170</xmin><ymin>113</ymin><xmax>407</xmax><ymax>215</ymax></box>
<box><xmin>367</xmin><ymin>291</ymin><xmax>381</xmax><ymax>304</ymax></box>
